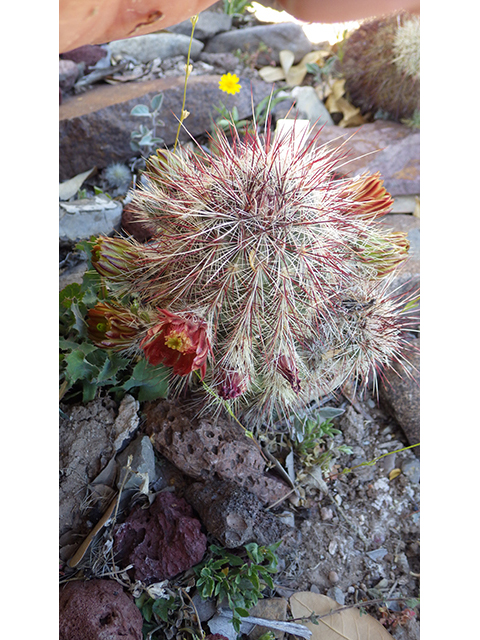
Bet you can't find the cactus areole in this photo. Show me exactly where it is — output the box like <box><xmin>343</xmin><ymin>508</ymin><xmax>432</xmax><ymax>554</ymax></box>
<box><xmin>89</xmin><ymin>120</ymin><xmax>415</xmax><ymax>428</ymax></box>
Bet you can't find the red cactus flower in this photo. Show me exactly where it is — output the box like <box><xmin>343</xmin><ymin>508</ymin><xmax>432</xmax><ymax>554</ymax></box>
<box><xmin>87</xmin><ymin>302</ymin><xmax>142</xmax><ymax>349</ymax></box>
<box><xmin>140</xmin><ymin>310</ymin><xmax>211</xmax><ymax>378</ymax></box>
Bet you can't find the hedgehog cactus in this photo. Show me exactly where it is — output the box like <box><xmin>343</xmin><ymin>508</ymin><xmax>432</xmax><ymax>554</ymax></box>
<box><xmin>341</xmin><ymin>12</ymin><xmax>420</xmax><ymax>122</ymax></box>
<box><xmin>88</xmin><ymin>121</ymin><xmax>414</xmax><ymax>429</ymax></box>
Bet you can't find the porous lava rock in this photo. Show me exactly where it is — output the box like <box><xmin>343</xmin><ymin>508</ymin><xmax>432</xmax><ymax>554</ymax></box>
<box><xmin>113</xmin><ymin>491</ymin><xmax>207</xmax><ymax>583</ymax></box>
<box><xmin>185</xmin><ymin>479</ymin><xmax>289</xmax><ymax>548</ymax></box>
<box><xmin>144</xmin><ymin>399</ymin><xmax>291</xmax><ymax>506</ymax></box>
<box><xmin>59</xmin><ymin>579</ymin><xmax>143</xmax><ymax>640</ymax></box>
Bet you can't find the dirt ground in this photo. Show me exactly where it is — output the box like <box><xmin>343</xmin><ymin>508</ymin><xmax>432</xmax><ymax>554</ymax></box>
<box><xmin>269</xmin><ymin>392</ymin><xmax>420</xmax><ymax>639</ymax></box>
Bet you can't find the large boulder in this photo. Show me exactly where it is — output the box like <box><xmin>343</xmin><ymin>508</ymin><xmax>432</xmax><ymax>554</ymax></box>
<box><xmin>59</xmin><ymin>75</ymin><xmax>272</xmax><ymax>180</ymax></box>
<box><xmin>204</xmin><ymin>23</ymin><xmax>313</xmax><ymax>65</ymax></box>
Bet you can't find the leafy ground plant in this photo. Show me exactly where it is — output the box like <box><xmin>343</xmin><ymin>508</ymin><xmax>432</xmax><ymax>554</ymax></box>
<box><xmin>59</xmin><ymin>240</ymin><xmax>169</xmax><ymax>404</ymax></box>
<box><xmin>130</xmin><ymin>93</ymin><xmax>165</xmax><ymax>156</ymax></box>
<box><xmin>195</xmin><ymin>541</ymin><xmax>281</xmax><ymax>632</ymax></box>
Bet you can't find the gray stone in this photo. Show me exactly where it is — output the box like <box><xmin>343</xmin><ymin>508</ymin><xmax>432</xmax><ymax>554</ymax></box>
<box><xmin>326</xmin><ymin>586</ymin><xmax>345</xmax><ymax>605</ymax></box>
<box><xmin>185</xmin><ymin>479</ymin><xmax>288</xmax><ymax>548</ymax></box>
<box><xmin>112</xmin><ymin>394</ymin><xmax>141</xmax><ymax>453</ymax></box>
<box><xmin>59</xmin><ymin>58</ymin><xmax>79</xmax><ymax>92</ymax></box>
<box><xmin>168</xmin><ymin>11</ymin><xmax>233</xmax><ymax>41</ymax></box>
<box><xmin>116</xmin><ymin>434</ymin><xmax>157</xmax><ymax>491</ymax></box>
<box><xmin>59</xmin><ymin>194</ymin><xmax>123</xmax><ymax>242</ymax></box>
<box><xmin>59</xmin><ymin>396</ymin><xmax>118</xmax><ymax>538</ymax></box>
<box><xmin>366</xmin><ymin>548</ymin><xmax>388</xmax><ymax>561</ymax></box>
<box><xmin>401</xmin><ymin>458</ymin><xmax>420</xmax><ymax>484</ymax></box>
<box><xmin>109</xmin><ymin>33</ymin><xmax>204</xmax><ymax>64</ymax></box>
<box><xmin>204</xmin><ymin>23</ymin><xmax>313</xmax><ymax>64</ymax></box>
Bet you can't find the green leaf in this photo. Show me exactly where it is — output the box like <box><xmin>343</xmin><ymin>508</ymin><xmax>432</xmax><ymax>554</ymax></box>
<box><xmin>140</xmin><ymin>132</ymin><xmax>153</xmax><ymax>146</ymax></box>
<box><xmin>82</xmin><ymin>380</ymin><xmax>98</xmax><ymax>403</ymax></box>
<box><xmin>64</xmin><ymin>344</ymin><xmax>99</xmax><ymax>383</ymax></box>
<box><xmin>235</xmin><ymin>607</ymin><xmax>250</xmax><ymax>617</ymax></box>
<box><xmin>150</xmin><ymin>93</ymin><xmax>164</xmax><ymax>112</ymax></box>
<box><xmin>96</xmin><ymin>351</ymin><xmax>130</xmax><ymax>384</ymax></box>
<box><xmin>121</xmin><ymin>359</ymin><xmax>169</xmax><ymax>401</ymax></box>
<box><xmin>130</xmin><ymin>104</ymin><xmax>151</xmax><ymax>116</ymax></box>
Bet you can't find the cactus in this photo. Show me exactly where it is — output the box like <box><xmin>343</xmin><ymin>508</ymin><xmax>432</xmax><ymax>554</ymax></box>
<box><xmin>341</xmin><ymin>12</ymin><xmax>420</xmax><ymax>122</ymax></box>
<box><xmin>88</xmin><ymin>121</ymin><xmax>415</xmax><ymax>430</ymax></box>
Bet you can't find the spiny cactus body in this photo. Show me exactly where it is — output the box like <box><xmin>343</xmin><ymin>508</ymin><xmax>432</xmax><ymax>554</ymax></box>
<box><xmin>89</xmin><ymin>122</ymin><xmax>414</xmax><ymax>429</ymax></box>
<box><xmin>341</xmin><ymin>12</ymin><xmax>420</xmax><ymax>122</ymax></box>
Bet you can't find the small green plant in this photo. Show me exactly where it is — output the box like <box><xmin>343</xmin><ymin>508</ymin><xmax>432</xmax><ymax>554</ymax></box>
<box><xmin>214</xmin><ymin>89</ymin><xmax>288</xmax><ymax>138</ymax></box>
<box><xmin>223</xmin><ymin>0</ymin><xmax>253</xmax><ymax>16</ymax></box>
<box><xmin>130</xmin><ymin>93</ymin><xmax>165</xmax><ymax>156</ymax></box>
<box><xmin>195</xmin><ymin>542</ymin><xmax>281</xmax><ymax>632</ymax></box>
<box><xmin>59</xmin><ymin>240</ymin><xmax>170</xmax><ymax>404</ymax></box>
<box><xmin>306</xmin><ymin>55</ymin><xmax>339</xmax><ymax>85</ymax></box>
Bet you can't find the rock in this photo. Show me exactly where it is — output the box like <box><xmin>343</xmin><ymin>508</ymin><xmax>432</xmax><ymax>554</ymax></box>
<box><xmin>116</xmin><ymin>434</ymin><xmax>157</xmax><ymax>491</ymax></box>
<box><xmin>192</xmin><ymin>593</ymin><xmax>217</xmax><ymax>622</ymax></box>
<box><xmin>204</xmin><ymin>23</ymin><xmax>313</xmax><ymax>65</ymax></box>
<box><xmin>319</xmin><ymin>506</ymin><xmax>334</xmax><ymax>521</ymax></box>
<box><xmin>144</xmin><ymin>398</ymin><xmax>291</xmax><ymax>506</ymax></box>
<box><xmin>111</xmin><ymin>394</ymin><xmax>141</xmax><ymax>452</ymax></box>
<box><xmin>366</xmin><ymin>548</ymin><xmax>388</xmax><ymax>561</ymax></box>
<box><xmin>113</xmin><ymin>491</ymin><xmax>207</xmax><ymax>582</ymax></box>
<box><xmin>61</xmin><ymin>44</ymin><xmax>109</xmax><ymax>69</ymax></box>
<box><xmin>59</xmin><ymin>75</ymin><xmax>272</xmax><ymax>180</ymax></box>
<box><xmin>185</xmin><ymin>479</ymin><xmax>288</xmax><ymax>548</ymax></box>
<box><xmin>248</xmin><ymin>598</ymin><xmax>288</xmax><ymax>640</ymax></box>
<box><xmin>401</xmin><ymin>458</ymin><xmax>420</xmax><ymax>484</ymax></box>
<box><xmin>326</xmin><ymin>586</ymin><xmax>345</xmax><ymax>605</ymax></box>
<box><xmin>59</xmin><ymin>59</ymin><xmax>80</xmax><ymax>92</ymax></box>
<box><xmin>168</xmin><ymin>11</ymin><xmax>233</xmax><ymax>40</ymax></box>
<box><xmin>109</xmin><ymin>33</ymin><xmax>204</xmax><ymax>64</ymax></box>
<box><xmin>280</xmin><ymin>86</ymin><xmax>334</xmax><ymax>125</ymax></box>
<box><xmin>379</xmin><ymin>336</ymin><xmax>420</xmax><ymax>448</ymax></box>
<box><xmin>309</xmin><ymin>121</ymin><xmax>419</xmax><ymax>196</ymax></box>
<box><xmin>59</xmin><ymin>396</ymin><xmax>118</xmax><ymax>538</ymax></box>
<box><xmin>199</xmin><ymin>51</ymin><xmax>241</xmax><ymax>73</ymax></box>
<box><xmin>59</xmin><ymin>194</ymin><xmax>123</xmax><ymax>242</ymax></box>
<box><xmin>59</xmin><ymin>579</ymin><xmax>143</xmax><ymax>640</ymax></box>
<box><xmin>328</xmin><ymin>571</ymin><xmax>339</xmax><ymax>584</ymax></box>
<box><xmin>59</xmin><ymin>259</ymin><xmax>88</xmax><ymax>290</ymax></box>
<box><xmin>339</xmin><ymin>405</ymin><xmax>365</xmax><ymax>444</ymax></box>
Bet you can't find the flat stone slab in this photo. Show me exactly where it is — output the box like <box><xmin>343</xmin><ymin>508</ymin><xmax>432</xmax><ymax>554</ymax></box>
<box><xmin>59</xmin><ymin>74</ymin><xmax>272</xmax><ymax>180</ymax></box>
<box><xmin>311</xmin><ymin>120</ymin><xmax>419</xmax><ymax>196</ymax></box>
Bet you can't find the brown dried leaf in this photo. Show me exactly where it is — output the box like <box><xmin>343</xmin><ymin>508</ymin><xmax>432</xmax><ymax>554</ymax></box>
<box><xmin>289</xmin><ymin>592</ymin><xmax>395</xmax><ymax>640</ymax></box>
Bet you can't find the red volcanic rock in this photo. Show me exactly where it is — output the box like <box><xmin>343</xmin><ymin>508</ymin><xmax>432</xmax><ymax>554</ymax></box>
<box><xmin>113</xmin><ymin>491</ymin><xmax>207</xmax><ymax>583</ymax></box>
<box><xmin>59</xmin><ymin>579</ymin><xmax>143</xmax><ymax>640</ymax></box>
<box><xmin>61</xmin><ymin>44</ymin><xmax>108</xmax><ymax>69</ymax></box>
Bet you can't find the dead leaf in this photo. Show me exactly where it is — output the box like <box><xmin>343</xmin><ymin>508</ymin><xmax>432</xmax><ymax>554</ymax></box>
<box><xmin>279</xmin><ymin>49</ymin><xmax>295</xmax><ymax>76</ymax></box>
<box><xmin>59</xmin><ymin>167</ymin><xmax>96</xmax><ymax>200</ymax></box>
<box><xmin>289</xmin><ymin>592</ymin><xmax>395</xmax><ymax>640</ymax></box>
<box><xmin>389</xmin><ymin>468</ymin><xmax>402</xmax><ymax>480</ymax></box>
<box><xmin>258</xmin><ymin>66</ymin><xmax>285</xmax><ymax>82</ymax></box>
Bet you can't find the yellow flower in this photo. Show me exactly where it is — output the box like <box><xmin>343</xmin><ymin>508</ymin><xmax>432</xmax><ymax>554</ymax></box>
<box><xmin>218</xmin><ymin>73</ymin><xmax>241</xmax><ymax>95</ymax></box>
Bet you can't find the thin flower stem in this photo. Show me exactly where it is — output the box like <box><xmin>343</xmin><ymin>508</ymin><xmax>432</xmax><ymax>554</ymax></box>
<box><xmin>173</xmin><ymin>15</ymin><xmax>198</xmax><ymax>152</ymax></box>
<box><xmin>340</xmin><ymin>443</ymin><xmax>420</xmax><ymax>475</ymax></box>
